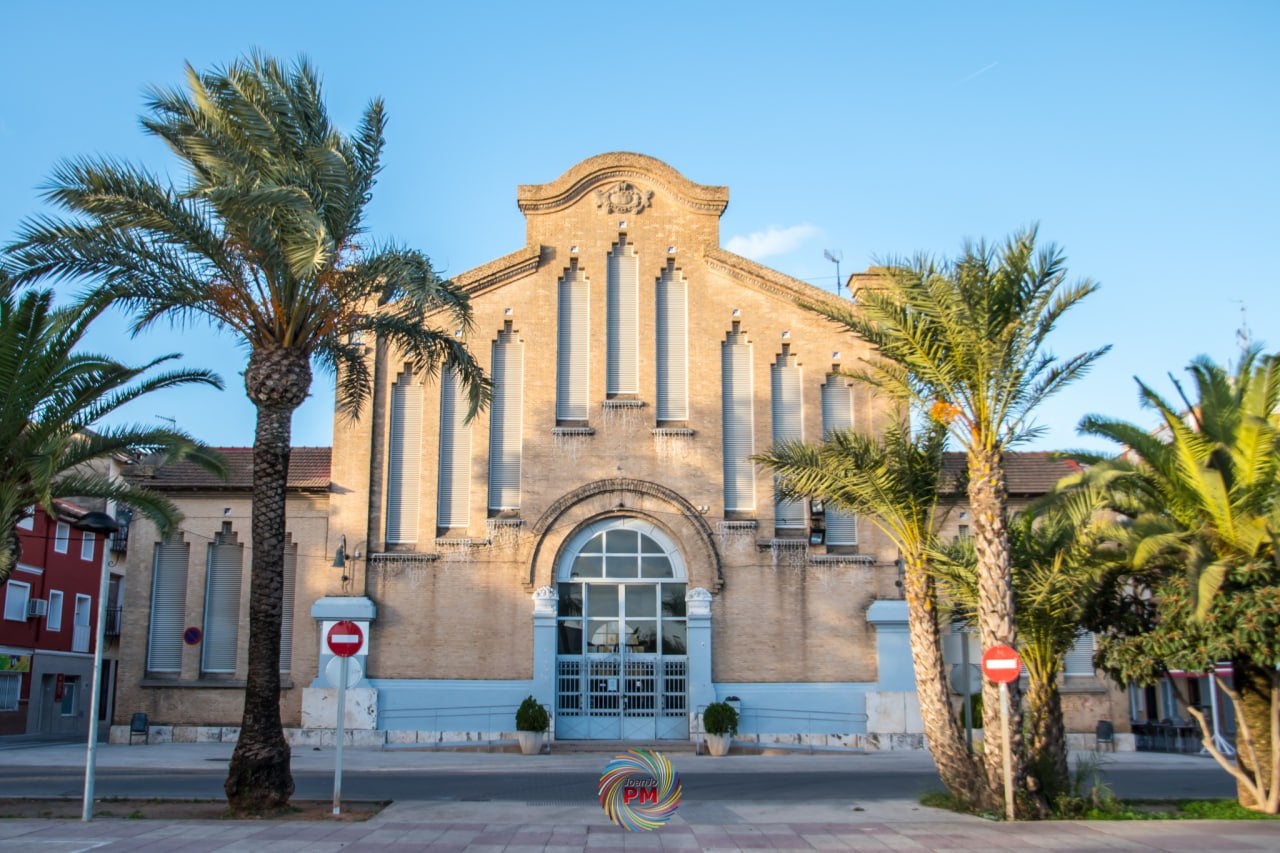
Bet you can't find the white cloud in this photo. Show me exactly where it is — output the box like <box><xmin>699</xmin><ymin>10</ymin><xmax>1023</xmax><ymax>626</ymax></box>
<box><xmin>725</xmin><ymin>223</ymin><xmax>821</xmax><ymax>260</ymax></box>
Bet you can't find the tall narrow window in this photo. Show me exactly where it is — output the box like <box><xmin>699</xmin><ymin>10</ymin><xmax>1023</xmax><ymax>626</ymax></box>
<box><xmin>147</xmin><ymin>536</ymin><xmax>189</xmax><ymax>673</ymax></box>
<box><xmin>655</xmin><ymin>261</ymin><xmax>688</xmax><ymax>422</ymax></box>
<box><xmin>202</xmin><ymin>523</ymin><xmax>243</xmax><ymax>674</ymax></box>
<box><xmin>821</xmin><ymin>373</ymin><xmax>858</xmax><ymax>546</ymax></box>
<box><xmin>606</xmin><ymin>235</ymin><xmax>639</xmax><ymax>397</ymax></box>
<box><xmin>47</xmin><ymin>589</ymin><xmax>64</xmax><ymax>631</ymax></box>
<box><xmin>54</xmin><ymin>522</ymin><xmax>70</xmax><ymax>553</ymax></box>
<box><xmin>385</xmin><ymin>367</ymin><xmax>422</xmax><ymax>544</ymax></box>
<box><xmin>721</xmin><ymin>321</ymin><xmax>756</xmax><ymax>513</ymax></box>
<box><xmin>279</xmin><ymin>537</ymin><xmax>297</xmax><ymax>672</ymax></box>
<box><xmin>72</xmin><ymin>594</ymin><xmax>92</xmax><ymax>653</ymax></box>
<box><xmin>488</xmin><ymin>320</ymin><xmax>524</xmax><ymax>513</ymax></box>
<box><xmin>81</xmin><ymin>530</ymin><xmax>96</xmax><ymax>562</ymax></box>
<box><xmin>556</xmin><ymin>260</ymin><xmax>590</xmax><ymax>423</ymax></box>
<box><xmin>437</xmin><ymin>364</ymin><xmax>472</xmax><ymax>531</ymax></box>
<box><xmin>770</xmin><ymin>344</ymin><xmax>806</xmax><ymax>530</ymax></box>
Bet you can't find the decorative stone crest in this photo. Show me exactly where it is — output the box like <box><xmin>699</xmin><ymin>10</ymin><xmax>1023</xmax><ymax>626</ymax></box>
<box><xmin>595</xmin><ymin>181</ymin><xmax>654</xmax><ymax>214</ymax></box>
<box><xmin>685</xmin><ymin>587</ymin><xmax>713</xmax><ymax>617</ymax></box>
<box><xmin>532</xmin><ymin>585</ymin><xmax>558</xmax><ymax>617</ymax></box>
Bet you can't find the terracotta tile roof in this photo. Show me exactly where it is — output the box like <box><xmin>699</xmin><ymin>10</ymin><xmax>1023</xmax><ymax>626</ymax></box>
<box><xmin>133</xmin><ymin>447</ymin><xmax>331</xmax><ymax>491</ymax></box>
<box><xmin>941</xmin><ymin>451</ymin><xmax>1082</xmax><ymax>496</ymax></box>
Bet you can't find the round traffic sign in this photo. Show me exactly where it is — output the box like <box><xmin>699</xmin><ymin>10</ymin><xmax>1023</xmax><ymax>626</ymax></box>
<box><xmin>981</xmin><ymin>644</ymin><xmax>1022</xmax><ymax>683</ymax></box>
<box><xmin>326</xmin><ymin>620</ymin><xmax>364</xmax><ymax>657</ymax></box>
<box><xmin>183</xmin><ymin>626</ymin><xmax>202</xmax><ymax>645</ymax></box>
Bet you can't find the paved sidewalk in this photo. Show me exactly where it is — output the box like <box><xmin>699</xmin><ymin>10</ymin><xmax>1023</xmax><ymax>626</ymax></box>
<box><xmin>0</xmin><ymin>801</ymin><xmax>1278</xmax><ymax>851</ymax></box>
<box><xmin>0</xmin><ymin>743</ymin><xmax>1275</xmax><ymax>851</ymax></box>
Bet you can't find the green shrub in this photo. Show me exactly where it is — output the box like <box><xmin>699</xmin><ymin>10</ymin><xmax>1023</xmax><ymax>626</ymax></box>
<box><xmin>703</xmin><ymin>701</ymin><xmax>739</xmax><ymax>736</ymax></box>
<box><xmin>515</xmin><ymin>695</ymin><xmax>549</xmax><ymax>732</ymax></box>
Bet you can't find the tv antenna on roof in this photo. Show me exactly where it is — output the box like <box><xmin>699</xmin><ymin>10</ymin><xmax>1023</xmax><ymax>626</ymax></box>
<box><xmin>823</xmin><ymin>249</ymin><xmax>843</xmax><ymax>297</ymax></box>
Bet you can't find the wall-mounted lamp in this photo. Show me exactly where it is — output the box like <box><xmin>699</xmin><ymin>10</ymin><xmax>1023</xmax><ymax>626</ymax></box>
<box><xmin>333</xmin><ymin>535</ymin><xmax>365</xmax><ymax>594</ymax></box>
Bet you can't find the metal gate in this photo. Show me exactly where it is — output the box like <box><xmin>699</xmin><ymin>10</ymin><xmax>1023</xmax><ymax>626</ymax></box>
<box><xmin>556</xmin><ymin>655</ymin><xmax>688</xmax><ymax>739</ymax></box>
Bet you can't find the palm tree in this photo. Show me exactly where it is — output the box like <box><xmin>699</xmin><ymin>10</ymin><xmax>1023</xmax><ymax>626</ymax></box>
<box><xmin>756</xmin><ymin>422</ymin><xmax>993</xmax><ymax>809</ymax></box>
<box><xmin>6</xmin><ymin>54</ymin><xmax>488</xmax><ymax>812</ymax></box>
<box><xmin>806</xmin><ymin>228</ymin><xmax>1109</xmax><ymax>813</ymax></box>
<box><xmin>932</xmin><ymin>485</ymin><xmax>1124</xmax><ymax>800</ymax></box>
<box><xmin>1079</xmin><ymin>350</ymin><xmax>1280</xmax><ymax>812</ymax></box>
<box><xmin>0</xmin><ymin>277</ymin><xmax>223</xmax><ymax>584</ymax></box>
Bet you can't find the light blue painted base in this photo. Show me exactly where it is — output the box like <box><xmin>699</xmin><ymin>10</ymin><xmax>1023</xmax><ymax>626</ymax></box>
<box><xmin>710</xmin><ymin>683</ymin><xmax>872</xmax><ymax>735</ymax></box>
<box><xmin>371</xmin><ymin>678</ymin><xmax>533</xmax><ymax>734</ymax></box>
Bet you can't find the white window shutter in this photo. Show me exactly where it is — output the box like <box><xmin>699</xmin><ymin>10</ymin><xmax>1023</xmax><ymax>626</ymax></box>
<box><xmin>279</xmin><ymin>539</ymin><xmax>297</xmax><ymax>672</ymax></box>
<box><xmin>437</xmin><ymin>365</ymin><xmax>472</xmax><ymax>530</ymax></box>
<box><xmin>385</xmin><ymin>369</ymin><xmax>422</xmax><ymax>544</ymax></box>
<box><xmin>1064</xmin><ymin>631</ymin><xmax>1096</xmax><ymax>676</ymax></box>
<box><xmin>201</xmin><ymin>526</ymin><xmax>243</xmax><ymax>674</ymax></box>
<box><xmin>770</xmin><ymin>348</ymin><xmax>806</xmax><ymax>529</ymax></box>
<box><xmin>606</xmin><ymin>236</ymin><xmax>639</xmax><ymax>396</ymax></box>
<box><xmin>821</xmin><ymin>374</ymin><xmax>858</xmax><ymax>545</ymax></box>
<box><xmin>656</xmin><ymin>262</ymin><xmax>689</xmax><ymax>422</ymax></box>
<box><xmin>488</xmin><ymin>324</ymin><xmax>524</xmax><ymax>512</ymax></box>
<box><xmin>147</xmin><ymin>537</ymin><xmax>189</xmax><ymax>672</ymax></box>
<box><xmin>556</xmin><ymin>261</ymin><xmax>590</xmax><ymax>421</ymax></box>
<box><xmin>721</xmin><ymin>326</ymin><xmax>756</xmax><ymax>512</ymax></box>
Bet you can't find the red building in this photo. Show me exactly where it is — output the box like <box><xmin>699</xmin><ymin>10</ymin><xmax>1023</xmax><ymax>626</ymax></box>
<box><xmin>1</xmin><ymin>501</ymin><xmax>114</xmax><ymax>738</ymax></box>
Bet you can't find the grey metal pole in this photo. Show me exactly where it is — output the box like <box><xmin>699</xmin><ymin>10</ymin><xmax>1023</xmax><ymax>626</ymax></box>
<box><xmin>1000</xmin><ymin>681</ymin><xmax>1014</xmax><ymax>821</ymax></box>
<box><xmin>81</xmin><ymin>556</ymin><xmax>111</xmax><ymax>821</ymax></box>
<box><xmin>961</xmin><ymin>631</ymin><xmax>973</xmax><ymax>751</ymax></box>
<box><xmin>333</xmin><ymin>655</ymin><xmax>348</xmax><ymax>815</ymax></box>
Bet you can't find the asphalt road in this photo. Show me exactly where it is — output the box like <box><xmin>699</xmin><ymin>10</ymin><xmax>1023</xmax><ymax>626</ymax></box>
<box><xmin>0</xmin><ymin>761</ymin><xmax>1236</xmax><ymax>803</ymax></box>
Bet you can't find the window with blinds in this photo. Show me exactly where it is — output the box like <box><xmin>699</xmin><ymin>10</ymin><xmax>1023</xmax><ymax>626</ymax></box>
<box><xmin>606</xmin><ymin>235</ymin><xmax>639</xmax><ymax>397</ymax></box>
<box><xmin>655</xmin><ymin>261</ymin><xmax>689</xmax><ymax>422</ymax></box>
<box><xmin>147</xmin><ymin>536</ymin><xmax>190</xmax><ymax>673</ymax></box>
<box><xmin>821</xmin><ymin>373</ymin><xmax>858</xmax><ymax>546</ymax></box>
<box><xmin>488</xmin><ymin>321</ymin><xmax>524</xmax><ymax>513</ymax></box>
<box><xmin>437</xmin><ymin>364</ymin><xmax>472</xmax><ymax>530</ymax></box>
<box><xmin>721</xmin><ymin>322</ymin><xmax>756</xmax><ymax>513</ymax></box>
<box><xmin>1064</xmin><ymin>631</ymin><xmax>1096</xmax><ymax>676</ymax></box>
<box><xmin>556</xmin><ymin>260</ymin><xmax>591</xmax><ymax>423</ymax></box>
<box><xmin>386</xmin><ymin>368</ymin><xmax>422</xmax><ymax>544</ymax></box>
<box><xmin>279</xmin><ymin>538</ymin><xmax>297</xmax><ymax>672</ymax></box>
<box><xmin>201</xmin><ymin>523</ymin><xmax>243</xmax><ymax>674</ymax></box>
<box><xmin>770</xmin><ymin>345</ymin><xmax>806</xmax><ymax>529</ymax></box>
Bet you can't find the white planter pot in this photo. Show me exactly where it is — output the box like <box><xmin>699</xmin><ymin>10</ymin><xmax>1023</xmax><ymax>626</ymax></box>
<box><xmin>705</xmin><ymin>733</ymin><xmax>732</xmax><ymax>756</ymax></box>
<box><xmin>517</xmin><ymin>730</ymin><xmax>545</xmax><ymax>755</ymax></box>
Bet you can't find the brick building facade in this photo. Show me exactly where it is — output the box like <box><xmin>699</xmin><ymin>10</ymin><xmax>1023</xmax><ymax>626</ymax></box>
<box><xmin>110</xmin><ymin>153</ymin><xmax>1129</xmax><ymax>748</ymax></box>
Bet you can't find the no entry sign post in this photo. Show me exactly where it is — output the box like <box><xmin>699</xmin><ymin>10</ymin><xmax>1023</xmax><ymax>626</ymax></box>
<box><xmin>982</xmin><ymin>644</ymin><xmax>1022</xmax><ymax>821</ymax></box>
<box><xmin>327</xmin><ymin>620</ymin><xmax>363</xmax><ymax>816</ymax></box>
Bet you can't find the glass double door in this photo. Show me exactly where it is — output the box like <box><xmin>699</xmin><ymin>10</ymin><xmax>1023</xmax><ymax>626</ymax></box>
<box><xmin>555</xmin><ymin>581</ymin><xmax>688</xmax><ymax>739</ymax></box>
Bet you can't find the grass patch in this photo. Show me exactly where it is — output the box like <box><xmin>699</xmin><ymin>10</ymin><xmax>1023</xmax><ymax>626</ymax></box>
<box><xmin>918</xmin><ymin>791</ymin><xmax>1279</xmax><ymax>821</ymax></box>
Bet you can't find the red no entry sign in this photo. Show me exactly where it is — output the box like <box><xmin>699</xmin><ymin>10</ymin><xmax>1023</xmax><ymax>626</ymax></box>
<box><xmin>981</xmin><ymin>644</ymin><xmax>1022</xmax><ymax>683</ymax></box>
<box><xmin>326</xmin><ymin>620</ymin><xmax>364</xmax><ymax>657</ymax></box>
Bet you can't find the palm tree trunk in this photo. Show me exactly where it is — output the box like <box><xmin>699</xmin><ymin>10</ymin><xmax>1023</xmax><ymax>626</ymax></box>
<box><xmin>1024</xmin><ymin>664</ymin><xmax>1068</xmax><ymax>799</ymax></box>
<box><xmin>225</xmin><ymin>345</ymin><xmax>310</xmax><ymax>813</ymax></box>
<box><xmin>1232</xmin><ymin>657</ymin><xmax>1278</xmax><ymax>813</ymax></box>
<box><xmin>968</xmin><ymin>446</ymin><xmax>1039</xmax><ymax>816</ymax></box>
<box><xmin>902</xmin><ymin>551</ymin><xmax>992</xmax><ymax>807</ymax></box>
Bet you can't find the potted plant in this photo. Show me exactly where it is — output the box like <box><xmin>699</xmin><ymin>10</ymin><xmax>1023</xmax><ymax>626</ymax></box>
<box><xmin>515</xmin><ymin>695</ymin><xmax>549</xmax><ymax>755</ymax></box>
<box><xmin>702</xmin><ymin>700</ymin><xmax>738</xmax><ymax>757</ymax></box>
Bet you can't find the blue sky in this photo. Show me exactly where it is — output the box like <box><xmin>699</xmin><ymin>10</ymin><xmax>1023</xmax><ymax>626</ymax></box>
<box><xmin>3</xmin><ymin>1</ymin><xmax>1277</xmax><ymax>452</ymax></box>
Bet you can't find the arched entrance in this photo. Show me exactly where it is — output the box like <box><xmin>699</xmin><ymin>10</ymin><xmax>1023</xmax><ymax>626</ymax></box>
<box><xmin>553</xmin><ymin>518</ymin><xmax>689</xmax><ymax>739</ymax></box>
